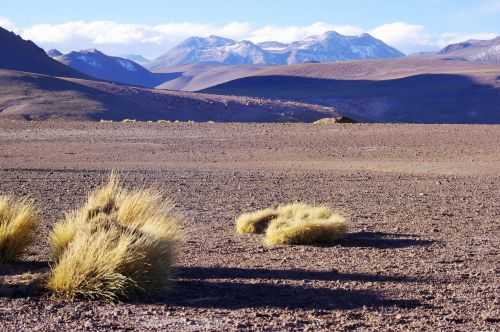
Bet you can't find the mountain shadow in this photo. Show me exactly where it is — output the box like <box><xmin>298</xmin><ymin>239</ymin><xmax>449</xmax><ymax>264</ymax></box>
<box><xmin>203</xmin><ymin>73</ymin><xmax>500</xmax><ymax>123</ymax></box>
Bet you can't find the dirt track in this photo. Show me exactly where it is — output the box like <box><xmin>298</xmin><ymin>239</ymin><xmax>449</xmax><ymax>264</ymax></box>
<box><xmin>0</xmin><ymin>121</ymin><xmax>499</xmax><ymax>331</ymax></box>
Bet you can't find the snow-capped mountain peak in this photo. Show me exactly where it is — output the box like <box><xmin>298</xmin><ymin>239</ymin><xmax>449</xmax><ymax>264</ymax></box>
<box><xmin>149</xmin><ymin>31</ymin><xmax>405</xmax><ymax>68</ymax></box>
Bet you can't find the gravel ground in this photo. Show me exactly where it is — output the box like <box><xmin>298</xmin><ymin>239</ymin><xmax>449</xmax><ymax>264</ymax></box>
<box><xmin>0</xmin><ymin>121</ymin><xmax>499</xmax><ymax>331</ymax></box>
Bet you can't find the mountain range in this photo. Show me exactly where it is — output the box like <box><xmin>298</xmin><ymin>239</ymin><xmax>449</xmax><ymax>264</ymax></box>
<box><xmin>148</xmin><ymin>32</ymin><xmax>405</xmax><ymax>70</ymax></box>
<box><xmin>53</xmin><ymin>49</ymin><xmax>175</xmax><ymax>88</ymax></box>
<box><xmin>2</xmin><ymin>24</ymin><xmax>500</xmax><ymax>124</ymax></box>
<box><xmin>0</xmin><ymin>26</ymin><xmax>343</xmax><ymax>122</ymax></box>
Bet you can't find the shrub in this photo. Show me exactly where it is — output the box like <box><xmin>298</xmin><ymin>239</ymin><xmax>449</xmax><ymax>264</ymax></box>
<box><xmin>0</xmin><ymin>196</ymin><xmax>39</xmax><ymax>263</ymax></box>
<box><xmin>236</xmin><ymin>203</ymin><xmax>347</xmax><ymax>247</ymax></box>
<box><xmin>47</xmin><ymin>173</ymin><xmax>180</xmax><ymax>301</ymax></box>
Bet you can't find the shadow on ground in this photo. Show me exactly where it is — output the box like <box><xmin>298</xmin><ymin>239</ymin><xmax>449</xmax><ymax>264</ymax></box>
<box><xmin>165</xmin><ymin>265</ymin><xmax>425</xmax><ymax>309</ymax></box>
<box><xmin>176</xmin><ymin>266</ymin><xmax>425</xmax><ymax>283</ymax></box>
<box><xmin>0</xmin><ymin>261</ymin><xmax>49</xmax><ymax>277</ymax></box>
<box><xmin>165</xmin><ymin>279</ymin><xmax>421</xmax><ymax>310</ymax></box>
<box><xmin>338</xmin><ymin>232</ymin><xmax>435</xmax><ymax>249</ymax></box>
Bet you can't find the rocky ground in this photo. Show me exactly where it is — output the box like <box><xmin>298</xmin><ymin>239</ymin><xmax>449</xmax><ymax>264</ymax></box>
<box><xmin>0</xmin><ymin>121</ymin><xmax>499</xmax><ymax>331</ymax></box>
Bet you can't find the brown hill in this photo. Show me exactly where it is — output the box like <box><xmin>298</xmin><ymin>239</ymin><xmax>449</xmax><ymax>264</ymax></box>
<box><xmin>0</xmin><ymin>69</ymin><xmax>344</xmax><ymax>122</ymax></box>
<box><xmin>155</xmin><ymin>63</ymin><xmax>264</xmax><ymax>91</ymax></box>
<box><xmin>202</xmin><ymin>58</ymin><xmax>500</xmax><ymax>123</ymax></box>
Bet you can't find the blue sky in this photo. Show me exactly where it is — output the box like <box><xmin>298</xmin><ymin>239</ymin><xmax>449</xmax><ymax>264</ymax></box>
<box><xmin>1</xmin><ymin>0</ymin><xmax>499</xmax><ymax>57</ymax></box>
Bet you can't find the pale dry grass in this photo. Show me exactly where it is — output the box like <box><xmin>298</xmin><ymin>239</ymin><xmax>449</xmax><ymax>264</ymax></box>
<box><xmin>0</xmin><ymin>196</ymin><xmax>39</xmax><ymax>263</ymax></box>
<box><xmin>236</xmin><ymin>203</ymin><xmax>348</xmax><ymax>246</ymax></box>
<box><xmin>122</xmin><ymin>119</ymin><xmax>137</xmax><ymax>123</ymax></box>
<box><xmin>236</xmin><ymin>208</ymin><xmax>279</xmax><ymax>235</ymax></box>
<box><xmin>313</xmin><ymin>118</ymin><xmax>340</xmax><ymax>125</ymax></box>
<box><xmin>47</xmin><ymin>173</ymin><xmax>181</xmax><ymax>300</ymax></box>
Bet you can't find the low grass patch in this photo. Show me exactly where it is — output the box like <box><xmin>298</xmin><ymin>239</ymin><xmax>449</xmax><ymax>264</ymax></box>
<box><xmin>0</xmin><ymin>196</ymin><xmax>39</xmax><ymax>263</ymax></box>
<box><xmin>313</xmin><ymin>118</ymin><xmax>340</xmax><ymax>125</ymax></box>
<box><xmin>47</xmin><ymin>173</ymin><xmax>181</xmax><ymax>301</ymax></box>
<box><xmin>236</xmin><ymin>203</ymin><xmax>347</xmax><ymax>246</ymax></box>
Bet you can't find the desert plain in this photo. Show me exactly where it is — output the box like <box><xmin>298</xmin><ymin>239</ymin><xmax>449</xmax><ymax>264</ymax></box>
<box><xmin>0</xmin><ymin>120</ymin><xmax>499</xmax><ymax>331</ymax></box>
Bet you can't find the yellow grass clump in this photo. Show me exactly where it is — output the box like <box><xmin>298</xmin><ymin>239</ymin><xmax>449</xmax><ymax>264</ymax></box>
<box><xmin>236</xmin><ymin>208</ymin><xmax>279</xmax><ymax>235</ymax></box>
<box><xmin>236</xmin><ymin>203</ymin><xmax>347</xmax><ymax>247</ymax></box>
<box><xmin>0</xmin><ymin>196</ymin><xmax>39</xmax><ymax>263</ymax></box>
<box><xmin>122</xmin><ymin>119</ymin><xmax>137</xmax><ymax>123</ymax></box>
<box><xmin>47</xmin><ymin>173</ymin><xmax>181</xmax><ymax>301</ymax></box>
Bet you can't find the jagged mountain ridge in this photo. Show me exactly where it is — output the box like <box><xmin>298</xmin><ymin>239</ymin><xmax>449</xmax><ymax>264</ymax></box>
<box><xmin>148</xmin><ymin>31</ymin><xmax>404</xmax><ymax>70</ymax></box>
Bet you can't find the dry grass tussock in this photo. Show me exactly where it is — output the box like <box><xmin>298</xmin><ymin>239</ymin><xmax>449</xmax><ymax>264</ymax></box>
<box><xmin>47</xmin><ymin>173</ymin><xmax>181</xmax><ymax>301</ymax></box>
<box><xmin>122</xmin><ymin>119</ymin><xmax>137</xmax><ymax>123</ymax></box>
<box><xmin>0</xmin><ymin>196</ymin><xmax>39</xmax><ymax>263</ymax></box>
<box><xmin>236</xmin><ymin>203</ymin><xmax>347</xmax><ymax>246</ymax></box>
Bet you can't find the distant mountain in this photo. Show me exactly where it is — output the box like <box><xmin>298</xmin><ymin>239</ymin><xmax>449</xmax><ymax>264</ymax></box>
<box><xmin>439</xmin><ymin>37</ymin><xmax>500</xmax><ymax>63</ymax></box>
<box><xmin>121</xmin><ymin>54</ymin><xmax>151</xmax><ymax>66</ymax></box>
<box><xmin>149</xmin><ymin>32</ymin><xmax>404</xmax><ymax>70</ymax></box>
<box><xmin>47</xmin><ymin>49</ymin><xmax>63</xmax><ymax>57</ymax></box>
<box><xmin>54</xmin><ymin>49</ymin><xmax>176</xmax><ymax>88</ymax></box>
<box><xmin>0</xmin><ymin>27</ymin><xmax>83</xmax><ymax>78</ymax></box>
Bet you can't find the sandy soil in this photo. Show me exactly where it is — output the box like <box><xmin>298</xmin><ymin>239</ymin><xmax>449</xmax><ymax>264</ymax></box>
<box><xmin>0</xmin><ymin>121</ymin><xmax>499</xmax><ymax>331</ymax></box>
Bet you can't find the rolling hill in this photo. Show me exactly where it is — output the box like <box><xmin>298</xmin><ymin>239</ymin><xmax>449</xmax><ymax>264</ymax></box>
<box><xmin>155</xmin><ymin>63</ymin><xmax>264</xmax><ymax>91</ymax></box>
<box><xmin>0</xmin><ymin>69</ymin><xmax>345</xmax><ymax>122</ymax></box>
<box><xmin>202</xmin><ymin>58</ymin><xmax>500</xmax><ymax>123</ymax></box>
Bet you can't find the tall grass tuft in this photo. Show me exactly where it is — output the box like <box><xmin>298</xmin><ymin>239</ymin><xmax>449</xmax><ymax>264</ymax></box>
<box><xmin>0</xmin><ymin>196</ymin><xmax>39</xmax><ymax>263</ymax></box>
<box><xmin>47</xmin><ymin>173</ymin><xmax>181</xmax><ymax>301</ymax></box>
<box><xmin>236</xmin><ymin>203</ymin><xmax>348</xmax><ymax>247</ymax></box>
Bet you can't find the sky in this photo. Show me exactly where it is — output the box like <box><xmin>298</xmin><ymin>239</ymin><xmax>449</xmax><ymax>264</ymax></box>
<box><xmin>1</xmin><ymin>0</ymin><xmax>500</xmax><ymax>58</ymax></box>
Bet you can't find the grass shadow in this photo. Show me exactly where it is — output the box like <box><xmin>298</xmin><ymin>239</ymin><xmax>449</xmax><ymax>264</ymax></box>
<box><xmin>175</xmin><ymin>266</ymin><xmax>427</xmax><ymax>283</ymax></box>
<box><xmin>163</xmin><ymin>280</ymin><xmax>421</xmax><ymax>310</ymax></box>
<box><xmin>338</xmin><ymin>232</ymin><xmax>435</xmax><ymax>249</ymax></box>
<box><xmin>0</xmin><ymin>261</ymin><xmax>50</xmax><ymax>276</ymax></box>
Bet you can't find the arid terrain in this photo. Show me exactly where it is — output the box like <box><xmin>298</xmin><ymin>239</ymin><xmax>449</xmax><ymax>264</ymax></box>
<box><xmin>0</xmin><ymin>121</ymin><xmax>499</xmax><ymax>331</ymax></box>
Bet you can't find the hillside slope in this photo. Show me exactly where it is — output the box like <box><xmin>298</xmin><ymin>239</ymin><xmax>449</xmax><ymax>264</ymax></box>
<box><xmin>155</xmin><ymin>63</ymin><xmax>264</xmax><ymax>91</ymax></box>
<box><xmin>439</xmin><ymin>36</ymin><xmax>500</xmax><ymax>63</ymax></box>
<box><xmin>55</xmin><ymin>49</ymin><xmax>177</xmax><ymax>88</ymax></box>
<box><xmin>0</xmin><ymin>69</ymin><xmax>344</xmax><ymax>122</ymax></box>
<box><xmin>0</xmin><ymin>27</ymin><xmax>84</xmax><ymax>78</ymax></box>
<box><xmin>202</xmin><ymin>58</ymin><xmax>500</xmax><ymax>123</ymax></box>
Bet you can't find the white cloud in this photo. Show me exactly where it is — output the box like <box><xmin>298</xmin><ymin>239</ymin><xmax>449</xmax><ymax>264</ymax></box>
<box><xmin>2</xmin><ymin>17</ymin><xmax>497</xmax><ymax>57</ymax></box>
<box><xmin>370</xmin><ymin>22</ymin><xmax>432</xmax><ymax>53</ymax></box>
